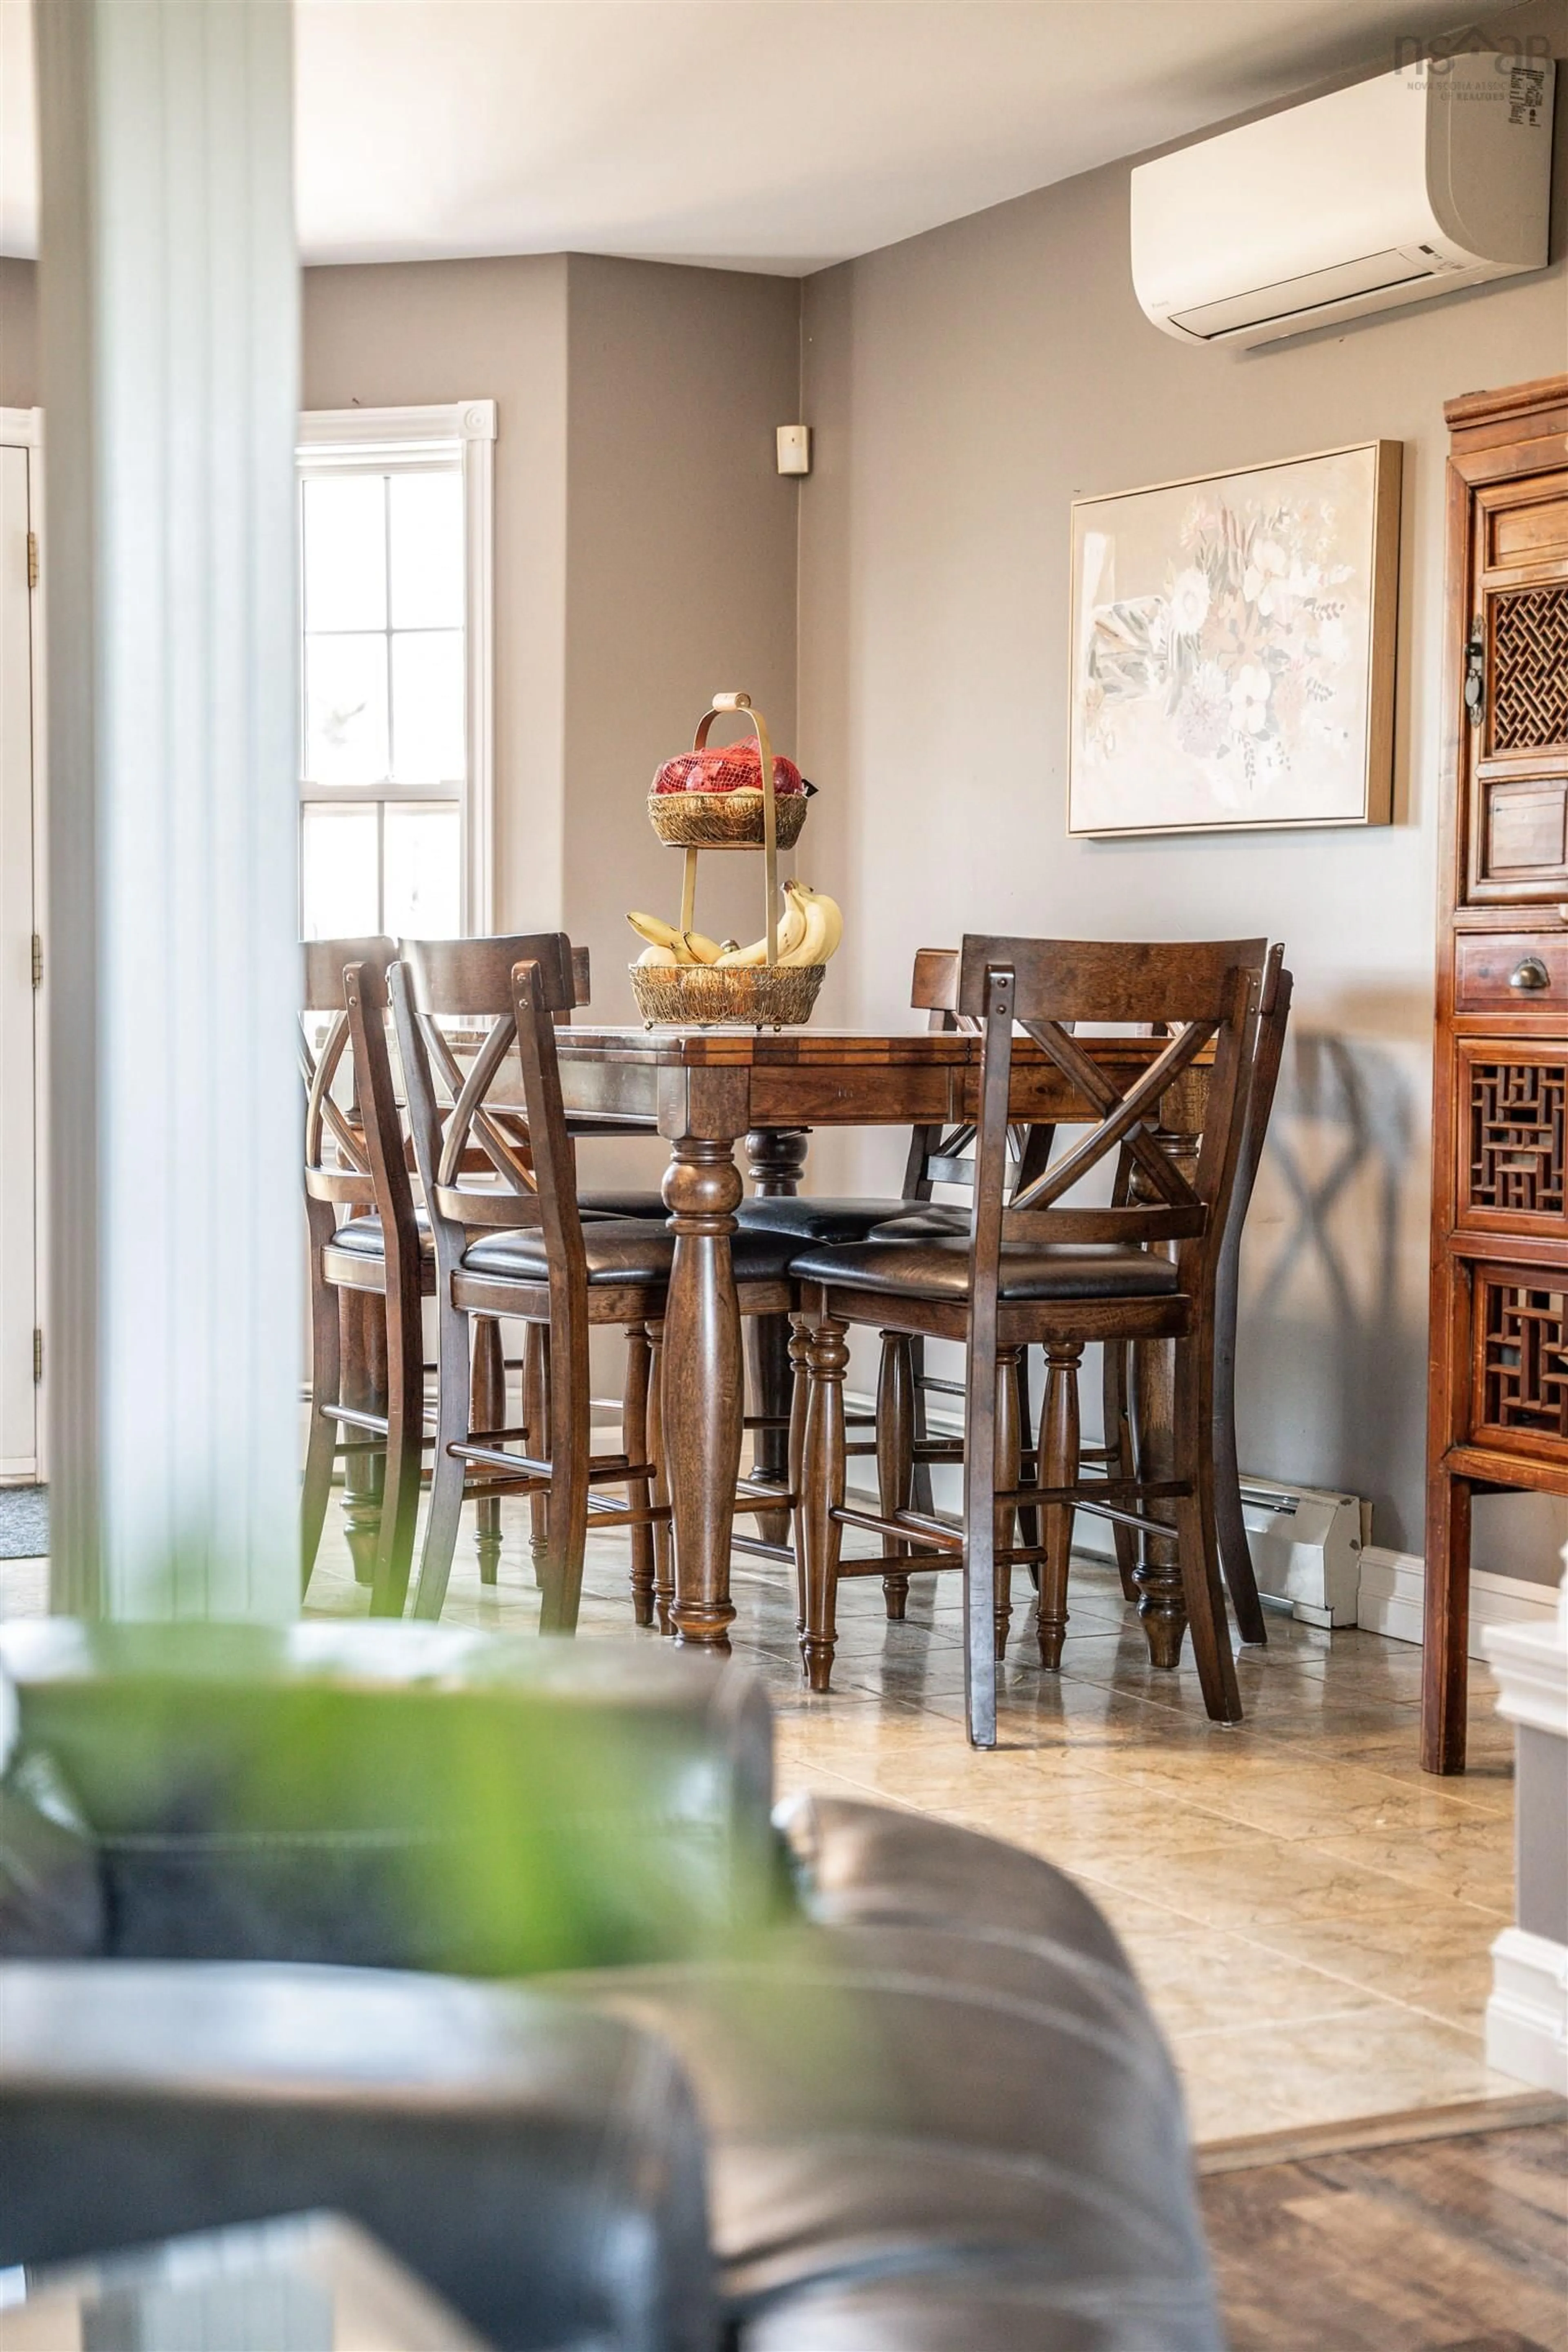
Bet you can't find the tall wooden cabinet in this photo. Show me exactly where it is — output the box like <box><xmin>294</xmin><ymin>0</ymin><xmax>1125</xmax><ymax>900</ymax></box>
<box><xmin>1425</xmin><ymin>376</ymin><xmax>1568</xmax><ymax>1774</ymax></box>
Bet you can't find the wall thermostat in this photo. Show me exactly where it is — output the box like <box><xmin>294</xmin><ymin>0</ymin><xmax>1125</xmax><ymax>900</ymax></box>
<box><xmin>776</xmin><ymin>425</ymin><xmax>812</xmax><ymax>477</ymax></box>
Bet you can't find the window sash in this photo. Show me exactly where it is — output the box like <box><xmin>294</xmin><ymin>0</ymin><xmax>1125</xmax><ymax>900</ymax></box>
<box><xmin>296</xmin><ymin>401</ymin><xmax>495</xmax><ymax>935</ymax></box>
<box><xmin>298</xmin><ymin>782</ymin><xmax>463</xmax><ymax>806</ymax></box>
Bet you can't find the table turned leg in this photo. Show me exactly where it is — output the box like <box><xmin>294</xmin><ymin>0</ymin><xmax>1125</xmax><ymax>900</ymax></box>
<box><xmin>745</xmin><ymin>1128</ymin><xmax>808</xmax><ymax>1544</ymax></box>
<box><xmin>800</xmin><ymin>1309</ymin><xmax>849</xmax><ymax>1693</ymax></box>
<box><xmin>663</xmin><ymin>1136</ymin><xmax>744</xmax><ymax>1652</ymax></box>
<box><xmin>746</xmin><ymin>1127</ymin><xmax>808</xmax><ymax>1198</ymax></box>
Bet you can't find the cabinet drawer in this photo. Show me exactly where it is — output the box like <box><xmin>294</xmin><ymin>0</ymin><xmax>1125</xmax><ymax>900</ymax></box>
<box><xmin>1454</xmin><ymin>932</ymin><xmax>1568</xmax><ymax>1015</ymax></box>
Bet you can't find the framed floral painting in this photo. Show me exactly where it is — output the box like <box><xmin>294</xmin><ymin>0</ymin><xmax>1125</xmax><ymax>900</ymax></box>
<box><xmin>1067</xmin><ymin>441</ymin><xmax>1401</xmax><ymax>835</ymax></box>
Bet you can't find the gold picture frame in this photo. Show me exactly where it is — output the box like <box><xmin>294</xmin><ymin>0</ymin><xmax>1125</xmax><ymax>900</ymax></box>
<box><xmin>1067</xmin><ymin>439</ymin><xmax>1401</xmax><ymax>837</ymax></box>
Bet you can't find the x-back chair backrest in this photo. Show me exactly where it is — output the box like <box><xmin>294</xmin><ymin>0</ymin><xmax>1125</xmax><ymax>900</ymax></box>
<box><xmin>953</xmin><ymin>936</ymin><xmax>1269</xmax><ymax>1297</ymax></box>
<box><xmin>510</xmin><ymin>950</ymin><xmax>595</xmax><ymax>1305</ymax></box>
<box><xmin>300</xmin><ymin>936</ymin><xmax>398</xmax><ymax>1217</ymax></box>
<box><xmin>392</xmin><ymin>935</ymin><xmax>581</xmax><ymax>1274</ymax></box>
<box><xmin>1230</xmin><ymin>944</ymin><xmax>1291</xmax><ymax>1225</ymax></box>
<box><xmin>903</xmin><ymin>947</ymin><xmax>1056</xmax><ymax>1201</ymax></box>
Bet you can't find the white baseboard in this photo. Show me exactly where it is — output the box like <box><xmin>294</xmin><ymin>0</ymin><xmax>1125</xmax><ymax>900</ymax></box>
<box><xmin>1487</xmin><ymin>1926</ymin><xmax>1568</xmax><ymax>2096</ymax></box>
<box><xmin>1357</xmin><ymin>1546</ymin><xmax>1560</xmax><ymax>1659</ymax></box>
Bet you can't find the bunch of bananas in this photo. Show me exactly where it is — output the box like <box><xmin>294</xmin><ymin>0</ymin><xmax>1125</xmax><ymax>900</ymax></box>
<box><xmin>629</xmin><ymin>880</ymin><xmax>842</xmax><ymax>970</ymax></box>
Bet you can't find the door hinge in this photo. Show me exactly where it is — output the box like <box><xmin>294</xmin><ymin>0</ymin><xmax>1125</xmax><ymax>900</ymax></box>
<box><xmin>30</xmin><ymin>933</ymin><xmax>42</xmax><ymax>990</ymax></box>
<box><xmin>32</xmin><ymin>1329</ymin><xmax>42</xmax><ymax>1384</ymax></box>
<box><xmin>26</xmin><ymin>530</ymin><xmax>38</xmax><ymax>590</ymax></box>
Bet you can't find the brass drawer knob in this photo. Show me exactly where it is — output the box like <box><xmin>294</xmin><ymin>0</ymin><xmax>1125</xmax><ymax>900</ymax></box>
<box><xmin>1508</xmin><ymin>956</ymin><xmax>1551</xmax><ymax>992</ymax></box>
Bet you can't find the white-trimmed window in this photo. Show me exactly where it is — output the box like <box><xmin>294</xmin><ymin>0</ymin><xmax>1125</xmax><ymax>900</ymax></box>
<box><xmin>296</xmin><ymin>401</ymin><xmax>494</xmax><ymax>939</ymax></box>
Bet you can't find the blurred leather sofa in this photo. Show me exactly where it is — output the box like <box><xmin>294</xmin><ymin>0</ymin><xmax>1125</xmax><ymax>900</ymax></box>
<box><xmin>0</xmin><ymin>1620</ymin><xmax>1221</xmax><ymax>2351</ymax></box>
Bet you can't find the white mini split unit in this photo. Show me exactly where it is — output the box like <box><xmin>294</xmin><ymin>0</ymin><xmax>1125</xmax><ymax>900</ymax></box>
<box><xmin>1131</xmin><ymin>53</ymin><xmax>1556</xmax><ymax>348</ymax></box>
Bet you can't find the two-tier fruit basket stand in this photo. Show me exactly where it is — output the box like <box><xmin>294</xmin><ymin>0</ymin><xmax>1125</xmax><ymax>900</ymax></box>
<box><xmin>629</xmin><ymin>692</ymin><xmax>825</xmax><ymax>1029</ymax></box>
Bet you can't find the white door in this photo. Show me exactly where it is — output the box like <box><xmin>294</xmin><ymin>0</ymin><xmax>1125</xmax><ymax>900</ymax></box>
<box><xmin>0</xmin><ymin>439</ymin><xmax>39</xmax><ymax>1482</ymax></box>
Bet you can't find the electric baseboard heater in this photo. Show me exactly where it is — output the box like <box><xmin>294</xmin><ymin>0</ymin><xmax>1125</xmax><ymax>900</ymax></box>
<box><xmin>1071</xmin><ymin>1474</ymin><xmax>1364</xmax><ymax>1627</ymax></box>
<box><xmin>1237</xmin><ymin>1479</ymin><xmax>1364</xmax><ymax>1626</ymax></box>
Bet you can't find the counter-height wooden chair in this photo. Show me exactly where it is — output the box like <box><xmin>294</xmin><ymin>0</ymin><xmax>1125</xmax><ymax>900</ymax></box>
<box><xmin>789</xmin><ymin>935</ymin><xmax>1267</xmax><ymax>1748</ymax></box>
<box><xmin>870</xmin><ymin>945</ymin><xmax>1292</xmax><ymax>1648</ymax></box>
<box><xmin>306</xmin><ymin>939</ymin><xmax>670</xmax><ymax>1613</ymax></box>
<box><xmin>395</xmin><ymin>940</ymin><xmax>668</xmax><ymax>1598</ymax></box>
<box><xmin>1090</xmin><ymin>947</ymin><xmax>1293</xmax><ymax>1642</ymax></box>
<box><xmin>738</xmin><ymin>949</ymin><xmax>1060</xmax><ymax>1610</ymax></box>
<box><xmin>301</xmin><ymin>937</ymin><xmax>431</xmax><ymax>1615</ymax></box>
<box><xmin>390</xmin><ymin>935</ymin><xmax>800</xmax><ymax>1630</ymax></box>
<box><xmin>1211</xmin><ymin>949</ymin><xmax>1293</xmax><ymax>1625</ymax></box>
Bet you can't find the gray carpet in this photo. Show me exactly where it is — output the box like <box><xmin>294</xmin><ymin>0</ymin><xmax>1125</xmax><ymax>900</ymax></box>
<box><xmin>0</xmin><ymin>1485</ymin><xmax>48</xmax><ymax>1559</ymax></box>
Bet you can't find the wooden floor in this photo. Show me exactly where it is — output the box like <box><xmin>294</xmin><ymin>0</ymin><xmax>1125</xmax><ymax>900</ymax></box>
<box><xmin>1201</xmin><ymin>2113</ymin><xmax>1568</xmax><ymax>2351</ymax></box>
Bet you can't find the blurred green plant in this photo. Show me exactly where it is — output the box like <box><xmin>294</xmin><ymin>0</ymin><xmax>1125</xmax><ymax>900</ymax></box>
<box><xmin>14</xmin><ymin>1607</ymin><xmax>889</xmax><ymax>2124</ymax></box>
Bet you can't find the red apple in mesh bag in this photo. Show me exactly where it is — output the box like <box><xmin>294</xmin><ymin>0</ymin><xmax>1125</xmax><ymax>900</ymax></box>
<box><xmin>651</xmin><ymin>741</ymin><xmax>810</xmax><ymax>795</ymax></box>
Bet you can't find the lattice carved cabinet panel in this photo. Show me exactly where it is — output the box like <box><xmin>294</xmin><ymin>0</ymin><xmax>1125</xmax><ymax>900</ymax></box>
<box><xmin>1463</xmin><ymin>1051</ymin><xmax>1566</xmax><ymax>1224</ymax></box>
<box><xmin>1474</xmin><ymin>1273</ymin><xmax>1568</xmax><ymax>1450</ymax></box>
<box><xmin>1489</xmin><ymin>585</ymin><xmax>1568</xmax><ymax>754</ymax></box>
<box><xmin>1427</xmin><ymin>381</ymin><xmax>1568</xmax><ymax>1771</ymax></box>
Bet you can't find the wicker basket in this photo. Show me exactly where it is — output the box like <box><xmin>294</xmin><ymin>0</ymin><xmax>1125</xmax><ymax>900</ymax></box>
<box><xmin>629</xmin><ymin>960</ymin><xmax>826</xmax><ymax>1030</ymax></box>
<box><xmin>647</xmin><ymin>789</ymin><xmax>808</xmax><ymax>851</ymax></box>
<box><xmin>636</xmin><ymin>693</ymin><xmax>827</xmax><ymax>1029</ymax></box>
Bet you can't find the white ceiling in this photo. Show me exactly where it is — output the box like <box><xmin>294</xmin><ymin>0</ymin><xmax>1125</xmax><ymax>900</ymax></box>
<box><xmin>2</xmin><ymin>1</ymin><xmax>1458</xmax><ymax>274</ymax></box>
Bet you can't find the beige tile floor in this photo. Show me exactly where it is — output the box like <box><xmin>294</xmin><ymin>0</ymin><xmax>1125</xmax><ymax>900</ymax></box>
<box><xmin>2</xmin><ymin>1498</ymin><xmax>1521</xmax><ymax>2144</ymax></box>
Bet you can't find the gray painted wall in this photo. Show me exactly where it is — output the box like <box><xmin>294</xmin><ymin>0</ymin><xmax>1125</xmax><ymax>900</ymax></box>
<box><xmin>561</xmin><ymin>255</ymin><xmax>801</xmax><ymax>1025</ymax></box>
<box><xmin>795</xmin><ymin>16</ymin><xmax>1568</xmax><ymax>1570</ymax></box>
<box><xmin>301</xmin><ymin>255</ymin><xmax>572</xmax><ymax>933</ymax></box>
<box><xmin>0</xmin><ymin>259</ymin><xmax>37</xmax><ymax>408</ymax></box>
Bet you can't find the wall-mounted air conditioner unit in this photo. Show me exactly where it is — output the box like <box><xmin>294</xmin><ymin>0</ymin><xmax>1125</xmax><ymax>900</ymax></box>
<box><xmin>1131</xmin><ymin>53</ymin><xmax>1555</xmax><ymax>348</ymax></box>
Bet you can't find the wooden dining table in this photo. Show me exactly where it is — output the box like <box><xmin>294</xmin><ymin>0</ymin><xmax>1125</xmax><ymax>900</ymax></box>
<box><xmin>556</xmin><ymin>1023</ymin><xmax>1205</xmax><ymax>1657</ymax></box>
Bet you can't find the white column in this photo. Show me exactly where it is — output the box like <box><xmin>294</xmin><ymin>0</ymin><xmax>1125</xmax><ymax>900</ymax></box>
<box><xmin>36</xmin><ymin>0</ymin><xmax>301</xmax><ymax>1619</ymax></box>
<box><xmin>1483</xmin><ymin>1570</ymin><xmax>1568</xmax><ymax>2096</ymax></box>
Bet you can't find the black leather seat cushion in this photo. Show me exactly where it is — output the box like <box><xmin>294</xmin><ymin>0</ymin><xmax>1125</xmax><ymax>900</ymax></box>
<box><xmin>737</xmin><ymin>1196</ymin><xmax>920</xmax><ymax>1244</ymax></box>
<box><xmin>865</xmin><ymin>1204</ymin><xmax>968</xmax><ymax>1240</ymax></box>
<box><xmin>332</xmin><ymin>1190</ymin><xmax>667</xmax><ymax>1262</ymax></box>
<box><xmin>329</xmin><ymin>1209</ymin><xmax>433</xmax><ymax>1258</ymax></box>
<box><xmin>0</xmin><ymin>1961</ymin><xmax>716</xmax><ymax>2352</ymax></box>
<box><xmin>558</xmin><ymin>1796</ymin><xmax>1220</xmax><ymax>2352</ymax></box>
<box><xmin>578</xmin><ymin>1189</ymin><xmax>670</xmax><ymax>1220</ymax></box>
<box><xmin>789</xmin><ymin>1235</ymin><xmax>1181</xmax><ymax>1302</ymax></box>
<box><xmin>463</xmin><ymin>1219</ymin><xmax>797</xmax><ymax>1288</ymax></box>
